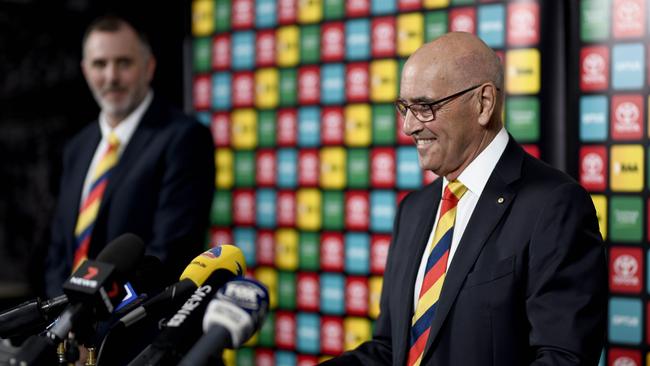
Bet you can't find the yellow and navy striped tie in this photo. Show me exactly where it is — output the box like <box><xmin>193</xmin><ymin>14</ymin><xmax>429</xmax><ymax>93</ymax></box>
<box><xmin>407</xmin><ymin>180</ymin><xmax>467</xmax><ymax>366</ymax></box>
<box><xmin>72</xmin><ymin>133</ymin><xmax>120</xmax><ymax>271</ymax></box>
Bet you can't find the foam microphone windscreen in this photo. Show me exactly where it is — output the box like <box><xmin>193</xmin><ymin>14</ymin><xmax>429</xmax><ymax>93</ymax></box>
<box><xmin>96</xmin><ymin>233</ymin><xmax>145</xmax><ymax>279</ymax></box>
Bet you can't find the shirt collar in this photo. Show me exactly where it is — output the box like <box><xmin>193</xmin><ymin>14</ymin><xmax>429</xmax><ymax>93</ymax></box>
<box><xmin>443</xmin><ymin>127</ymin><xmax>509</xmax><ymax>197</ymax></box>
<box><xmin>99</xmin><ymin>90</ymin><xmax>153</xmax><ymax>146</ymax></box>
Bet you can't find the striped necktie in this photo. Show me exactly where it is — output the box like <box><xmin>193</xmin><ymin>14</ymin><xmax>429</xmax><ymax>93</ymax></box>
<box><xmin>72</xmin><ymin>132</ymin><xmax>121</xmax><ymax>271</ymax></box>
<box><xmin>407</xmin><ymin>180</ymin><xmax>468</xmax><ymax>366</ymax></box>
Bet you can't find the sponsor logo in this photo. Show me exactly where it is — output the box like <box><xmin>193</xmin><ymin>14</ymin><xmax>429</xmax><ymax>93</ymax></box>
<box><xmin>612</xmin><ymin>254</ymin><xmax>639</xmax><ymax>286</ymax></box>
<box><xmin>583</xmin><ymin>53</ymin><xmax>606</xmax><ymax>84</ymax></box>
<box><xmin>614</xmin><ymin>357</ymin><xmax>637</xmax><ymax>366</ymax></box>
<box><xmin>83</xmin><ymin>266</ymin><xmax>99</xmax><ymax>280</ymax></box>
<box><xmin>612</xmin><ymin>314</ymin><xmax>640</xmax><ymax>327</ymax></box>
<box><xmin>613</xmin><ymin>162</ymin><xmax>638</xmax><ymax>174</ymax></box>
<box><xmin>614</xmin><ymin>102</ymin><xmax>641</xmax><ymax>133</ymax></box>
<box><xmin>614</xmin><ymin>0</ymin><xmax>643</xmax><ymax>36</ymax></box>
<box><xmin>511</xmin><ymin>7</ymin><xmax>536</xmax><ymax>39</ymax></box>
<box><xmin>581</xmin><ymin>153</ymin><xmax>605</xmax><ymax>184</ymax></box>
<box><xmin>452</xmin><ymin>14</ymin><xmax>474</xmax><ymax>33</ymax></box>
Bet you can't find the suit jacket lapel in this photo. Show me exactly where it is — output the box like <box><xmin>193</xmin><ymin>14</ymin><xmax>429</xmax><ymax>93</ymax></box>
<box><xmin>100</xmin><ymin>98</ymin><xmax>161</xmax><ymax>212</ymax></box>
<box><xmin>394</xmin><ymin>179</ymin><xmax>443</xmax><ymax>365</ymax></box>
<box><xmin>422</xmin><ymin>138</ymin><xmax>524</xmax><ymax>359</ymax></box>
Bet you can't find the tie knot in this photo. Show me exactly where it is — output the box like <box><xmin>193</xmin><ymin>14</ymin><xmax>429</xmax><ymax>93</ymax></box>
<box><xmin>108</xmin><ymin>133</ymin><xmax>120</xmax><ymax>148</ymax></box>
<box><xmin>443</xmin><ymin>180</ymin><xmax>467</xmax><ymax>201</ymax></box>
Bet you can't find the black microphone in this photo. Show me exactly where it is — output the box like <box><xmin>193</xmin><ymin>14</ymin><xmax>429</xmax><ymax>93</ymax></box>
<box><xmin>95</xmin><ymin>246</ymin><xmax>246</xmax><ymax>366</ymax></box>
<box><xmin>0</xmin><ymin>294</ymin><xmax>68</xmax><ymax>339</ymax></box>
<box><xmin>127</xmin><ymin>246</ymin><xmax>247</xmax><ymax>366</ymax></box>
<box><xmin>114</xmin><ymin>244</ymin><xmax>246</xmax><ymax>330</ymax></box>
<box><xmin>178</xmin><ymin>279</ymin><xmax>269</xmax><ymax>366</ymax></box>
<box><xmin>9</xmin><ymin>233</ymin><xmax>145</xmax><ymax>366</ymax></box>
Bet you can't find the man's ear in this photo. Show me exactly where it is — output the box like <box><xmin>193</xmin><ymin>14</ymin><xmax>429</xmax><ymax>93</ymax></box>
<box><xmin>146</xmin><ymin>55</ymin><xmax>157</xmax><ymax>82</ymax></box>
<box><xmin>477</xmin><ymin>83</ymin><xmax>497</xmax><ymax>127</ymax></box>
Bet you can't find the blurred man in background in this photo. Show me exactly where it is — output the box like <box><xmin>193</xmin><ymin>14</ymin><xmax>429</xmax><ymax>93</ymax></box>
<box><xmin>44</xmin><ymin>15</ymin><xmax>215</xmax><ymax>296</ymax></box>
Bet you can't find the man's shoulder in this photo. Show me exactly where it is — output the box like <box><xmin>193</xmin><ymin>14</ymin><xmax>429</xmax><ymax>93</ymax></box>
<box><xmin>143</xmin><ymin>98</ymin><xmax>207</xmax><ymax>134</ymax></box>
<box><xmin>65</xmin><ymin>121</ymin><xmax>99</xmax><ymax>151</ymax></box>
<box><xmin>515</xmin><ymin>150</ymin><xmax>590</xmax><ymax>204</ymax></box>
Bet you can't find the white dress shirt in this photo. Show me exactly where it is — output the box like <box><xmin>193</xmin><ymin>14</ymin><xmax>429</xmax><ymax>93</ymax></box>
<box><xmin>413</xmin><ymin>127</ymin><xmax>509</xmax><ymax>308</ymax></box>
<box><xmin>79</xmin><ymin>91</ymin><xmax>153</xmax><ymax>204</ymax></box>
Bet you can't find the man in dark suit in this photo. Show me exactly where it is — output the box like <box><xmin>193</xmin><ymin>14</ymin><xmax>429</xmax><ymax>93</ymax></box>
<box><xmin>323</xmin><ymin>33</ymin><xmax>606</xmax><ymax>365</ymax></box>
<box><xmin>44</xmin><ymin>16</ymin><xmax>215</xmax><ymax>297</ymax></box>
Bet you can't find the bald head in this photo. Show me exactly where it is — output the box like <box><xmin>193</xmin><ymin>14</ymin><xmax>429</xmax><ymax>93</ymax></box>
<box><xmin>406</xmin><ymin>32</ymin><xmax>503</xmax><ymax>93</ymax></box>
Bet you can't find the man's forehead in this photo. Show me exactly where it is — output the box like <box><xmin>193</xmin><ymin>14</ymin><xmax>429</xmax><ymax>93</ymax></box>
<box><xmin>84</xmin><ymin>30</ymin><xmax>141</xmax><ymax>59</ymax></box>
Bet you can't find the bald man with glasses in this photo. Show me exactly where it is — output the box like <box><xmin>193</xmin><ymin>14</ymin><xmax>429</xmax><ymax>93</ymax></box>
<box><xmin>322</xmin><ymin>32</ymin><xmax>606</xmax><ymax>366</ymax></box>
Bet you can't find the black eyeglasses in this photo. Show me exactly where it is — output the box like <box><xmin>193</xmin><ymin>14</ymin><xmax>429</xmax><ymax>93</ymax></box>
<box><xmin>395</xmin><ymin>84</ymin><xmax>483</xmax><ymax>123</ymax></box>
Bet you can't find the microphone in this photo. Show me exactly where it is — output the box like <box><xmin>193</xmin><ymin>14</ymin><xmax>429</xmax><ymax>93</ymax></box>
<box><xmin>114</xmin><ymin>244</ymin><xmax>246</xmax><ymax>329</ymax></box>
<box><xmin>127</xmin><ymin>245</ymin><xmax>246</xmax><ymax>366</ymax></box>
<box><xmin>0</xmin><ymin>294</ymin><xmax>68</xmax><ymax>339</ymax></box>
<box><xmin>0</xmin><ymin>255</ymin><xmax>162</xmax><ymax>341</ymax></box>
<box><xmin>178</xmin><ymin>279</ymin><xmax>269</xmax><ymax>366</ymax></box>
<box><xmin>10</xmin><ymin>233</ymin><xmax>145</xmax><ymax>366</ymax></box>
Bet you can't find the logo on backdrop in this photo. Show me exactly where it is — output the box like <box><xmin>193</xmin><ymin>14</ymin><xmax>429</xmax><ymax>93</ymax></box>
<box><xmin>614</xmin><ymin>0</ymin><xmax>644</xmax><ymax>37</ymax></box>
<box><xmin>511</xmin><ymin>8</ymin><xmax>536</xmax><ymax>39</ymax></box>
<box><xmin>581</xmin><ymin>153</ymin><xmax>604</xmax><ymax>184</ymax></box>
<box><xmin>613</xmin><ymin>254</ymin><xmax>639</xmax><ymax>286</ymax></box>
<box><xmin>452</xmin><ymin>14</ymin><xmax>474</xmax><ymax>33</ymax></box>
<box><xmin>614</xmin><ymin>357</ymin><xmax>637</xmax><ymax>366</ymax></box>
<box><xmin>583</xmin><ymin>54</ymin><xmax>606</xmax><ymax>83</ymax></box>
<box><xmin>615</xmin><ymin>102</ymin><xmax>641</xmax><ymax>133</ymax></box>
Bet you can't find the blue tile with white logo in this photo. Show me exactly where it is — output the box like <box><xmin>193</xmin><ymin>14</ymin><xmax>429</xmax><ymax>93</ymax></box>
<box><xmin>275</xmin><ymin>351</ymin><xmax>296</xmax><ymax>366</ymax></box>
<box><xmin>608</xmin><ymin>297</ymin><xmax>642</xmax><ymax>344</ymax></box>
<box><xmin>256</xmin><ymin>189</ymin><xmax>277</xmax><ymax>228</ymax></box>
<box><xmin>256</xmin><ymin>0</ymin><xmax>277</xmax><ymax>28</ymax></box>
<box><xmin>320</xmin><ymin>273</ymin><xmax>345</xmax><ymax>315</ymax></box>
<box><xmin>296</xmin><ymin>313</ymin><xmax>321</xmax><ymax>354</ymax></box>
<box><xmin>346</xmin><ymin>19</ymin><xmax>371</xmax><ymax>61</ymax></box>
<box><xmin>579</xmin><ymin>95</ymin><xmax>608</xmax><ymax>141</ymax></box>
<box><xmin>212</xmin><ymin>72</ymin><xmax>231</xmax><ymax>111</ymax></box>
<box><xmin>612</xmin><ymin>43</ymin><xmax>644</xmax><ymax>90</ymax></box>
<box><xmin>233</xmin><ymin>228</ymin><xmax>256</xmax><ymax>267</ymax></box>
<box><xmin>345</xmin><ymin>232</ymin><xmax>370</xmax><ymax>275</ymax></box>
<box><xmin>397</xmin><ymin>146</ymin><xmax>422</xmax><ymax>189</ymax></box>
<box><xmin>231</xmin><ymin>31</ymin><xmax>256</xmax><ymax>70</ymax></box>
<box><xmin>321</xmin><ymin>64</ymin><xmax>346</xmax><ymax>105</ymax></box>
<box><xmin>298</xmin><ymin>107</ymin><xmax>321</xmax><ymax>147</ymax></box>
<box><xmin>371</xmin><ymin>190</ymin><xmax>396</xmax><ymax>233</ymax></box>
<box><xmin>371</xmin><ymin>0</ymin><xmax>396</xmax><ymax>15</ymax></box>
<box><xmin>277</xmin><ymin>149</ymin><xmax>298</xmax><ymax>188</ymax></box>
<box><xmin>478</xmin><ymin>4</ymin><xmax>505</xmax><ymax>48</ymax></box>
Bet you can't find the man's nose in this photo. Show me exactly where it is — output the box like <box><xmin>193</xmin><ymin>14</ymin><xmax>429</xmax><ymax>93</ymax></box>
<box><xmin>402</xmin><ymin>111</ymin><xmax>423</xmax><ymax>137</ymax></box>
<box><xmin>104</xmin><ymin>62</ymin><xmax>119</xmax><ymax>83</ymax></box>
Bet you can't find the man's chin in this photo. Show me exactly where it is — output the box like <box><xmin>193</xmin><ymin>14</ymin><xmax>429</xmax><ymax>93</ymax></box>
<box><xmin>99</xmin><ymin>101</ymin><xmax>132</xmax><ymax>120</ymax></box>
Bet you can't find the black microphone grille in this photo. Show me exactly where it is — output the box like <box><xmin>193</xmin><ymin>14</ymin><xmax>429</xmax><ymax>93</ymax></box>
<box><xmin>96</xmin><ymin>233</ymin><xmax>145</xmax><ymax>278</ymax></box>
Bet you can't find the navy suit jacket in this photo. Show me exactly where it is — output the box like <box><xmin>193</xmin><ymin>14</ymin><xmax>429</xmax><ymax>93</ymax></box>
<box><xmin>45</xmin><ymin>96</ymin><xmax>215</xmax><ymax>296</ymax></box>
<box><xmin>323</xmin><ymin>138</ymin><xmax>607</xmax><ymax>365</ymax></box>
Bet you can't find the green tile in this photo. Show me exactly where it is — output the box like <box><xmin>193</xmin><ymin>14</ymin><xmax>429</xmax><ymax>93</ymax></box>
<box><xmin>610</xmin><ymin>196</ymin><xmax>643</xmax><ymax>242</ymax></box>
<box><xmin>506</xmin><ymin>97</ymin><xmax>540</xmax><ymax>142</ymax></box>
<box><xmin>299</xmin><ymin>232</ymin><xmax>320</xmax><ymax>270</ymax></box>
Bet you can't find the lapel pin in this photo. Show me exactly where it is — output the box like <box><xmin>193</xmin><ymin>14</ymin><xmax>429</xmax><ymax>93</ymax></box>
<box><xmin>497</xmin><ymin>197</ymin><xmax>504</xmax><ymax>204</ymax></box>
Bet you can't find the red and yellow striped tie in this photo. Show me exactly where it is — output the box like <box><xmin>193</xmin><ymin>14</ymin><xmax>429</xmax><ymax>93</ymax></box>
<box><xmin>407</xmin><ymin>180</ymin><xmax>467</xmax><ymax>366</ymax></box>
<box><xmin>72</xmin><ymin>133</ymin><xmax>120</xmax><ymax>271</ymax></box>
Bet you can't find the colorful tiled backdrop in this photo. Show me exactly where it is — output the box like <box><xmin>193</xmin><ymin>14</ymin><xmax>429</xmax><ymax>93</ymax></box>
<box><xmin>191</xmin><ymin>0</ymin><xmax>570</xmax><ymax>365</ymax></box>
<box><xmin>578</xmin><ymin>0</ymin><xmax>650</xmax><ymax>365</ymax></box>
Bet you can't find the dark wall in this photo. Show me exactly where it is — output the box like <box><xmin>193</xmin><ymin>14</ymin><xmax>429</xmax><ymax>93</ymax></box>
<box><xmin>0</xmin><ymin>0</ymin><xmax>189</xmax><ymax>306</ymax></box>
